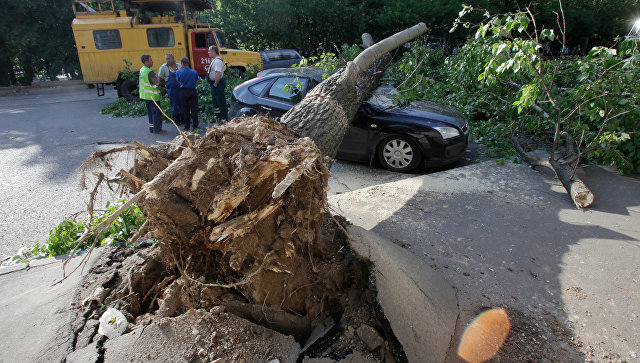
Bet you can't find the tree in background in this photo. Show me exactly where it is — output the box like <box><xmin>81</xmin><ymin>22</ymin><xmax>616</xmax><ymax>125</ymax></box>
<box><xmin>533</xmin><ymin>0</ymin><xmax>638</xmax><ymax>53</ymax></box>
<box><xmin>200</xmin><ymin>0</ymin><xmax>367</xmax><ymax>54</ymax></box>
<box><xmin>0</xmin><ymin>0</ymin><xmax>636</xmax><ymax>86</ymax></box>
<box><xmin>0</xmin><ymin>0</ymin><xmax>80</xmax><ymax>86</ymax></box>
<box><xmin>201</xmin><ymin>0</ymin><xmax>637</xmax><ymax>57</ymax></box>
<box><xmin>375</xmin><ymin>0</ymin><xmax>464</xmax><ymax>46</ymax></box>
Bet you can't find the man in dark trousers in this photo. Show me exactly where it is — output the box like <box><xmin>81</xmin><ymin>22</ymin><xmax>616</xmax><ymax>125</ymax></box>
<box><xmin>158</xmin><ymin>53</ymin><xmax>182</xmax><ymax>126</ymax></box>
<box><xmin>138</xmin><ymin>54</ymin><xmax>166</xmax><ymax>134</ymax></box>
<box><xmin>176</xmin><ymin>57</ymin><xmax>199</xmax><ymax>131</ymax></box>
<box><xmin>207</xmin><ymin>45</ymin><xmax>228</xmax><ymax>122</ymax></box>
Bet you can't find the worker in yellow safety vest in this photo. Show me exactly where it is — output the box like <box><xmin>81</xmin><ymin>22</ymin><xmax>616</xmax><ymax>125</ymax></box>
<box><xmin>139</xmin><ymin>54</ymin><xmax>166</xmax><ymax>134</ymax></box>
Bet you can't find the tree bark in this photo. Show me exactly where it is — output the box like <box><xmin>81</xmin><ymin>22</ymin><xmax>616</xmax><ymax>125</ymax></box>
<box><xmin>511</xmin><ymin>136</ymin><xmax>594</xmax><ymax>208</ymax></box>
<box><xmin>549</xmin><ymin>159</ymin><xmax>594</xmax><ymax>208</ymax></box>
<box><xmin>281</xmin><ymin>22</ymin><xmax>427</xmax><ymax>157</ymax></box>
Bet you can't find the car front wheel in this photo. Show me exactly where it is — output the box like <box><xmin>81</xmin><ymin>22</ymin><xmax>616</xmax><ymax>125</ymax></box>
<box><xmin>376</xmin><ymin>136</ymin><xmax>423</xmax><ymax>172</ymax></box>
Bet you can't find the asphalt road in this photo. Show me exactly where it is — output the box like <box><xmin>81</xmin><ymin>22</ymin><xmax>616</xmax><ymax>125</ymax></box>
<box><xmin>0</xmin><ymin>85</ymin><xmax>181</xmax><ymax>257</ymax></box>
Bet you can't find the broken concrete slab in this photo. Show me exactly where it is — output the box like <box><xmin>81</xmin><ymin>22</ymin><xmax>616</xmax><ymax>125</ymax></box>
<box><xmin>347</xmin><ymin>225</ymin><xmax>459</xmax><ymax>363</ymax></box>
<box><xmin>71</xmin><ymin>308</ymin><xmax>301</xmax><ymax>362</ymax></box>
<box><xmin>66</xmin><ymin>341</ymin><xmax>101</xmax><ymax>363</ymax></box>
<box><xmin>0</xmin><ymin>249</ymin><xmax>103</xmax><ymax>363</ymax></box>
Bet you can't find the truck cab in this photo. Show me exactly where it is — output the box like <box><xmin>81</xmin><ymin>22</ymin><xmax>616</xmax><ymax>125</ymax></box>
<box><xmin>71</xmin><ymin>0</ymin><xmax>261</xmax><ymax>98</ymax></box>
<box><xmin>189</xmin><ymin>29</ymin><xmax>258</xmax><ymax>77</ymax></box>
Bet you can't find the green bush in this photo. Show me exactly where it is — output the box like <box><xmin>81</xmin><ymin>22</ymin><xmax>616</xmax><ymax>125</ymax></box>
<box><xmin>385</xmin><ymin>34</ymin><xmax>640</xmax><ymax>174</ymax></box>
<box><xmin>340</xmin><ymin>43</ymin><xmax>363</xmax><ymax>60</ymax></box>
<box><xmin>41</xmin><ymin>199</ymin><xmax>145</xmax><ymax>257</ymax></box>
<box><xmin>101</xmin><ymin>98</ymin><xmax>149</xmax><ymax>117</ymax></box>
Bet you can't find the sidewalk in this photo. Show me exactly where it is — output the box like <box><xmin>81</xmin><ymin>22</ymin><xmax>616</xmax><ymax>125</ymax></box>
<box><xmin>329</xmin><ymin>161</ymin><xmax>640</xmax><ymax>361</ymax></box>
<box><xmin>0</xmin><ymin>250</ymin><xmax>103</xmax><ymax>362</ymax></box>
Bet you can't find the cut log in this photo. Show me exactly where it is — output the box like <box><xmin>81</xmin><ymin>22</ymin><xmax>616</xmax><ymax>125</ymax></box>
<box><xmin>361</xmin><ymin>33</ymin><xmax>374</xmax><ymax>48</ymax></box>
<box><xmin>549</xmin><ymin>159</ymin><xmax>594</xmax><ymax>208</ymax></box>
<box><xmin>281</xmin><ymin>23</ymin><xmax>427</xmax><ymax>157</ymax></box>
<box><xmin>511</xmin><ymin>136</ymin><xmax>594</xmax><ymax>208</ymax></box>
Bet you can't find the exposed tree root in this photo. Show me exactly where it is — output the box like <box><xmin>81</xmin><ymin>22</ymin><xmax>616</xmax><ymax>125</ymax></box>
<box><xmin>77</xmin><ymin>117</ymin><xmax>356</xmax><ymax>332</ymax></box>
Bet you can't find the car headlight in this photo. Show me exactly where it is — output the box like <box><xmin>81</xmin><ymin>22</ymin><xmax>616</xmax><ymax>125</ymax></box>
<box><xmin>433</xmin><ymin>126</ymin><xmax>460</xmax><ymax>139</ymax></box>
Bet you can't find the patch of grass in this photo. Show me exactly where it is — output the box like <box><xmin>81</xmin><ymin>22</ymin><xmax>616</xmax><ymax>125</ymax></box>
<box><xmin>4</xmin><ymin>199</ymin><xmax>145</xmax><ymax>265</ymax></box>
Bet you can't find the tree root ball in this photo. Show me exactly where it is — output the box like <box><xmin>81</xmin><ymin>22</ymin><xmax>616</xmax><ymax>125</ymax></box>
<box><xmin>129</xmin><ymin>117</ymin><xmax>348</xmax><ymax>322</ymax></box>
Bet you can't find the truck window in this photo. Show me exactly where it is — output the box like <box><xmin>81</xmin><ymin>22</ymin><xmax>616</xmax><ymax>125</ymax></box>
<box><xmin>214</xmin><ymin>31</ymin><xmax>229</xmax><ymax>48</ymax></box>
<box><xmin>93</xmin><ymin>30</ymin><xmax>122</xmax><ymax>50</ymax></box>
<box><xmin>147</xmin><ymin>28</ymin><xmax>175</xmax><ymax>47</ymax></box>
<box><xmin>194</xmin><ymin>33</ymin><xmax>206</xmax><ymax>48</ymax></box>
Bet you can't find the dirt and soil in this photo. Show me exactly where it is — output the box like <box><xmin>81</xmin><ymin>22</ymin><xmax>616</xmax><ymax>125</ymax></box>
<box><xmin>71</xmin><ymin>222</ymin><xmax>406</xmax><ymax>362</ymax></box>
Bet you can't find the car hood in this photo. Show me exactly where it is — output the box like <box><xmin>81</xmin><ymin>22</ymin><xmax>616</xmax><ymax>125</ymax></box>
<box><xmin>391</xmin><ymin>100</ymin><xmax>467</xmax><ymax>129</ymax></box>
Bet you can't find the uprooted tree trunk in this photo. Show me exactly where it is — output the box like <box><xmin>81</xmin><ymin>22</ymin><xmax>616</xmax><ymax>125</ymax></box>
<box><xmin>512</xmin><ymin>132</ymin><xmax>594</xmax><ymax>208</ymax></box>
<box><xmin>76</xmin><ymin>24</ymin><xmax>427</xmax><ymax>333</ymax></box>
<box><xmin>282</xmin><ymin>23</ymin><xmax>427</xmax><ymax>157</ymax></box>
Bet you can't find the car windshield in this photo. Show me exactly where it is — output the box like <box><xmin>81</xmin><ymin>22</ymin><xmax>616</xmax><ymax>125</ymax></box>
<box><xmin>367</xmin><ymin>85</ymin><xmax>400</xmax><ymax>109</ymax></box>
<box><xmin>214</xmin><ymin>31</ymin><xmax>229</xmax><ymax>48</ymax></box>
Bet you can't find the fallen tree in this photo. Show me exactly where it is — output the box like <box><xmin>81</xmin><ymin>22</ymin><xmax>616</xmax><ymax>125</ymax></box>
<box><xmin>281</xmin><ymin>23</ymin><xmax>427</xmax><ymax>157</ymax></box>
<box><xmin>70</xmin><ymin>23</ymin><xmax>427</xmax><ymax>351</ymax></box>
<box><xmin>448</xmin><ymin>5</ymin><xmax>599</xmax><ymax>208</ymax></box>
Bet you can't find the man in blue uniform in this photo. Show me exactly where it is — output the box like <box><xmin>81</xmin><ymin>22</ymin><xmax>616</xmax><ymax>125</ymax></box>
<box><xmin>176</xmin><ymin>57</ymin><xmax>199</xmax><ymax>131</ymax></box>
<box><xmin>158</xmin><ymin>53</ymin><xmax>182</xmax><ymax>125</ymax></box>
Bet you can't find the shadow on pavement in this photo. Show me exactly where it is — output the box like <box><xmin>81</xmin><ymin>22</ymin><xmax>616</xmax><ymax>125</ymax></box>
<box><xmin>332</xmin><ymin>161</ymin><xmax>639</xmax><ymax>361</ymax></box>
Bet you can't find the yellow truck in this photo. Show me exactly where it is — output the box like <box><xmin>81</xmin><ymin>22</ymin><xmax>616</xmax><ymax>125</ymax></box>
<box><xmin>71</xmin><ymin>0</ymin><xmax>261</xmax><ymax>99</ymax></box>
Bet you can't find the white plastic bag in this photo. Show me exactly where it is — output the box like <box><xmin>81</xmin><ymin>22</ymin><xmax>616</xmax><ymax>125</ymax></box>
<box><xmin>98</xmin><ymin>307</ymin><xmax>128</xmax><ymax>339</ymax></box>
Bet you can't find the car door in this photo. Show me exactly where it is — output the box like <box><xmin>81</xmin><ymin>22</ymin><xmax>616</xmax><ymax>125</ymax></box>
<box><xmin>336</xmin><ymin>103</ymin><xmax>373</xmax><ymax>162</ymax></box>
<box><xmin>256</xmin><ymin>76</ymin><xmax>309</xmax><ymax>117</ymax></box>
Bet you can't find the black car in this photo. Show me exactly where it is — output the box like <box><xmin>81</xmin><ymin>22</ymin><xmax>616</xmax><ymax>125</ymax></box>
<box><xmin>229</xmin><ymin>68</ymin><xmax>469</xmax><ymax>172</ymax></box>
<box><xmin>259</xmin><ymin>49</ymin><xmax>303</xmax><ymax>70</ymax></box>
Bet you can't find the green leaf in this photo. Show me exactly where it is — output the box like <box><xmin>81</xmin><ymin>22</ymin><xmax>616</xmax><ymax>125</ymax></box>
<box><xmin>540</xmin><ymin>29</ymin><xmax>555</xmax><ymax>42</ymax></box>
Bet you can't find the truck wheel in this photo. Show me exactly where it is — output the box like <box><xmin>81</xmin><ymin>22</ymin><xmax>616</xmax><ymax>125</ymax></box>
<box><xmin>120</xmin><ymin>78</ymin><xmax>140</xmax><ymax>102</ymax></box>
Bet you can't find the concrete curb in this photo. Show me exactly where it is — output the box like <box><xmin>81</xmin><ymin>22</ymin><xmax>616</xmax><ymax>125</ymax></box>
<box><xmin>347</xmin><ymin>225</ymin><xmax>459</xmax><ymax>363</ymax></box>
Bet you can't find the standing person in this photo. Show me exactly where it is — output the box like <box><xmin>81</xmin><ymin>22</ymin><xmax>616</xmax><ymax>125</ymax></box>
<box><xmin>139</xmin><ymin>54</ymin><xmax>166</xmax><ymax>134</ymax></box>
<box><xmin>176</xmin><ymin>57</ymin><xmax>199</xmax><ymax>131</ymax></box>
<box><xmin>158</xmin><ymin>53</ymin><xmax>182</xmax><ymax>125</ymax></box>
<box><xmin>207</xmin><ymin>45</ymin><xmax>229</xmax><ymax>122</ymax></box>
